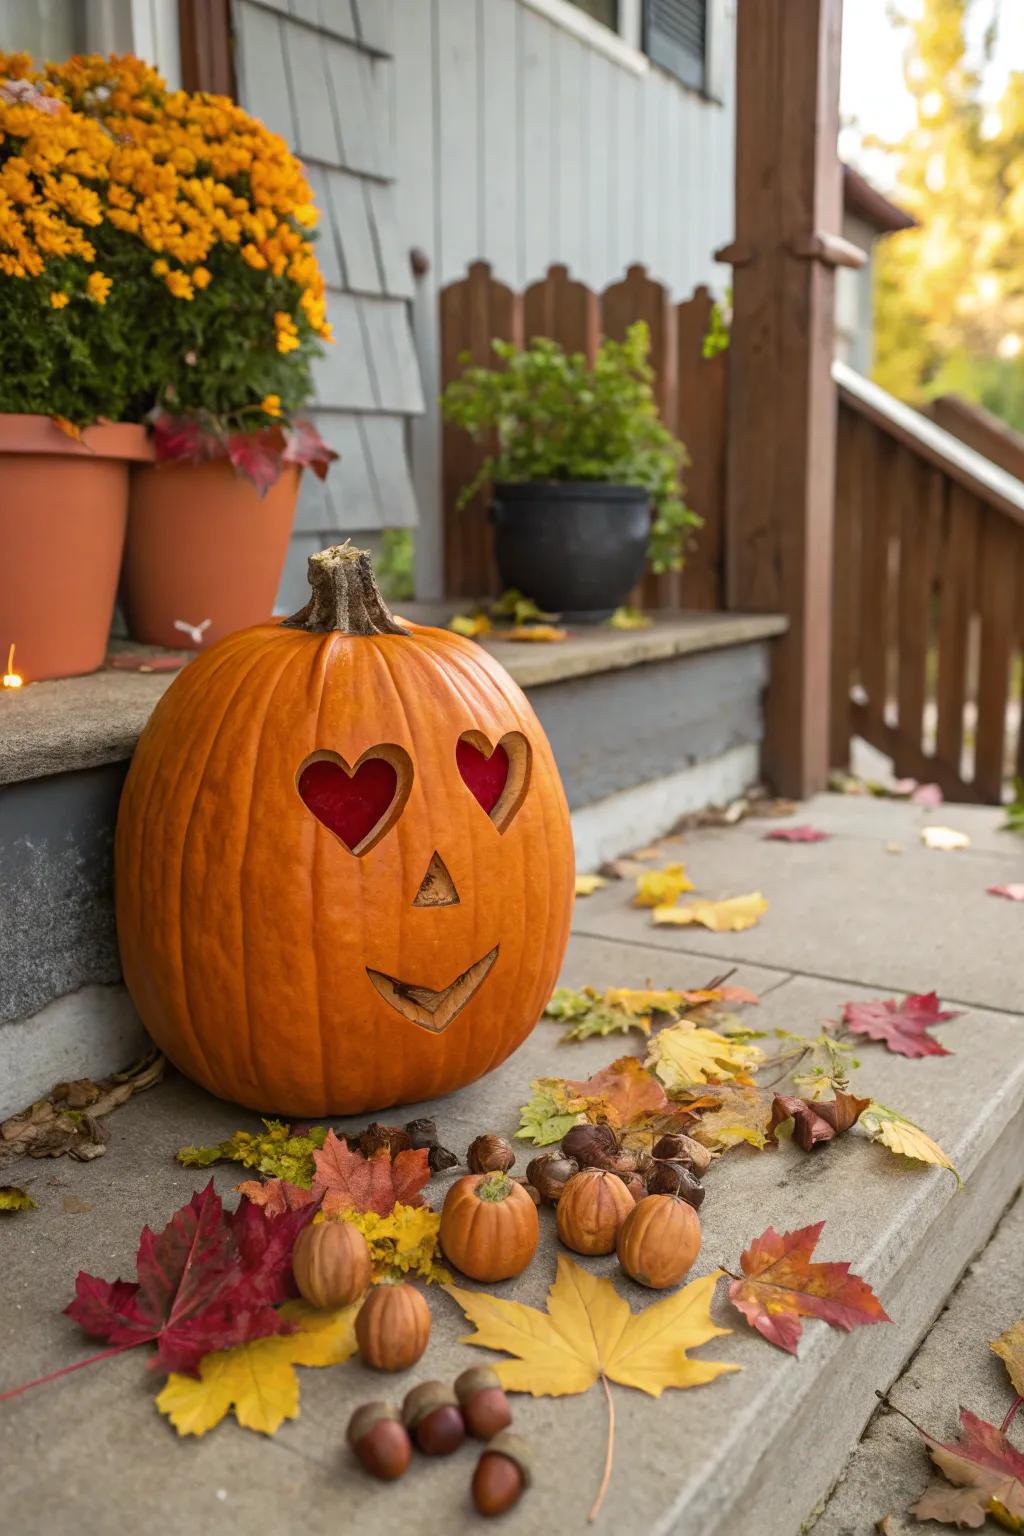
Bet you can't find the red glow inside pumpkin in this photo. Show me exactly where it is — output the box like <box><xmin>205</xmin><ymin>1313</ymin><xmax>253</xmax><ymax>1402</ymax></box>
<box><xmin>298</xmin><ymin>756</ymin><xmax>397</xmax><ymax>850</ymax></box>
<box><xmin>456</xmin><ymin>738</ymin><xmax>509</xmax><ymax>813</ymax></box>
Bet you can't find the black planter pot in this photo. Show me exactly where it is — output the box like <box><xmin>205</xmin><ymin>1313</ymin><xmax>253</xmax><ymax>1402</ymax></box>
<box><xmin>490</xmin><ymin>481</ymin><xmax>650</xmax><ymax>622</ymax></box>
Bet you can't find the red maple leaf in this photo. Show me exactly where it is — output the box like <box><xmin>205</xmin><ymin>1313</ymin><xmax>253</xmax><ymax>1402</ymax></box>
<box><xmin>908</xmin><ymin>1409</ymin><xmax>1024</xmax><ymax>1526</ymax></box>
<box><xmin>282</xmin><ymin>419</ymin><xmax>338</xmax><ymax>481</ymax></box>
<box><xmin>841</xmin><ymin>992</ymin><xmax>960</xmax><ymax>1058</ymax></box>
<box><xmin>763</xmin><ymin>826</ymin><xmax>830</xmax><ymax>843</ymax></box>
<box><xmin>312</xmin><ymin>1130</ymin><xmax>430</xmax><ymax>1216</ymax></box>
<box><xmin>152</xmin><ymin>413</ymin><xmax>214</xmax><ymax>464</ymax></box>
<box><xmin>728</xmin><ymin>1221</ymin><xmax>891</xmax><ymax>1354</ymax></box>
<box><xmin>226</xmin><ymin>429</ymin><xmax>285</xmax><ymax>495</ymax></box>
<box><xmin>63</xmin><ymin>1180</ymin><xmax>313</xmax><ymax>1375</ymax></box>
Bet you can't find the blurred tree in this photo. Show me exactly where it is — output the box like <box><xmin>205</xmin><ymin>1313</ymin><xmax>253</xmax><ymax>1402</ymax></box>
<box><xmin>873</xmin><ymin>0</ymin><xmax>1024</xmax><ymax>428</ymax></box>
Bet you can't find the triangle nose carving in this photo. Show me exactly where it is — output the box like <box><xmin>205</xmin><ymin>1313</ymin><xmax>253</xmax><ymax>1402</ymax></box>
<box><xmin>413</xmin><ymin>851</ymin><xmax>459</xmax><ymax>907</ymax></box>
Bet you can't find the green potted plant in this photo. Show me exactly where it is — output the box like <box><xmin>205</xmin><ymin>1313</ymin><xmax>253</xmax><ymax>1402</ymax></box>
<box><xmin>440</xmin><ymin>324</ymin><xmax>697</xmax><ymax>620</ymax></box>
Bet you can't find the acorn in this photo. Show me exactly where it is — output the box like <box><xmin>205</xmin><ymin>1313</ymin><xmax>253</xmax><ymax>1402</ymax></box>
<box><xmin>347</xmin><ymin>1401</ymin><xmax>412</xmax><ymax>1481</ymax></box>
<box><xmin>455</xmin><ymin>1365</ymin><xmax>513</xmax><ymax>1441</ymax></box>
<box><xmin>467</xmin><ymin>1134</ymin><xmax>516</xmax><ymax>1175</ymax></box>
<box><xmin>645</xmin><ymin>1159</ymin><xmax>706</xmax><ymax>1208</ymax></box>
<box><xmin>401</xmin><ymin>1380</ymin><xmax>466</xmax><ymax>1455</ymax></box>
<box><xmin>651</xmin><ymin>1132</ymin><xmax>713</xmax><ymax>1177</ymax></box>
<box><xmin>357</xmin><ymin>1122</ymin><xmax>410</xmax><ymax>1158</ymax></box>
<box><xmin>526</xmin><ymin>1152</ymin><xmax>579</xmax><ymax>1203</ymax></box>
<box><xmin>472</xmin><ymin>1430</ymin><xmax>532</xmax><ymax>1517</ymax></box>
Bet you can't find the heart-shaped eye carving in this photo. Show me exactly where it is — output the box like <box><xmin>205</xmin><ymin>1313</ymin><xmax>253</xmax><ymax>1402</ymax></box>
<box><xmin>297</xmin><ymin>746</ymin><xmax>412</xmax><ymax>854</ymax></box>
<box><xmin>457</xmin><ymin>731</ymin><xmax>531</xmax><ymax>833</ymax></box>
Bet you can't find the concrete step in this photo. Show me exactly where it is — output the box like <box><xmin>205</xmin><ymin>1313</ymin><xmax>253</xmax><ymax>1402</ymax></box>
<box><xmin>811</xmin><ymin>1190</ymin><xmax>1024</xmax><ymax>1534</ymax></box>
<box><xmin>2</xmin><ymin>918</ymin><xmax>1023</xmax><ymax>1536</ymax></box>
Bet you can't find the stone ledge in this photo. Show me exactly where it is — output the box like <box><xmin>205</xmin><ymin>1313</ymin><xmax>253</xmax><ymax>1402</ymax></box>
<box><xmin>0</xmin><ymin>612</ymin><xmax>785</xmax><ymax>787</ymax></box>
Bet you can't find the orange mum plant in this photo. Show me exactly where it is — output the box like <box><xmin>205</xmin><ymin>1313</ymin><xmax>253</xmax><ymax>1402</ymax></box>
<box><xmin>0</xmin><ymin>52</ymin><xmax>335</xmax><ymax>487</ymax></box>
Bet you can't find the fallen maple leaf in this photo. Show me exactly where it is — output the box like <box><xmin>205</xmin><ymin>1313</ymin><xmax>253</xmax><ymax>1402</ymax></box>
<box><xmin>156</xmin><ymin>1299</ymin><xmax>358</xmax><ymax>1437</ymax></box>
<box><xmin>563</xmin><ymin>1057</ymin><xmax>670</xmax><ymax>1125</ymax></box>
<box><xmin>449</xmin><ymin>612</ymin><xmax>491</xmax><ymax>638</ymax></box>
<box><xmin>763</xmin><ymin>826</ymin><xmax>830</xmax><ymax>843</ymax></box>
<box><xmin>0</xmin><ymin>1185</ymin><xmax>35</xmax><ymax>1212</ymax></box>
<box><xmin>575</xmin><ymin>873</ymin><xmax>608</xmax><ymax>896</ymax></box>
<box><xmin>993</xmin><ymin>1322</ymin><xmax>1024</xmax><ymax>1400</ymax></box>
<box><xmin>634</xmin><ymin>863</ymin><xmax>695</xmax><ymax>908</ymax></box>
<box><xmin>904</xmin><ymin>1408</ymin><xmax>1024</xmax><ymax>1529</ymax></box>
<box><xmin>504</xmin><ymin>623</ymin><xmax>567</xmax><ymax>642</ymax></box>
<box><xmin>332</xmin><ymin>1204</ymin><xmax>450</xmax><ymax>1285</ymax></box>
<box><xmin>312</xmin><ymin>1131</ymin><xmax>429</xmax><ymax>1216</ymax></box>
<box><xmin>64</xmin><ymin>1182</ymin><xmax>314</xmax><ymax>1374</ymax></box>
<box><xmin>921</xmin><ymin>826</ymin><xmax>971</xmax><ymax>851</ymax></box>
<box><xmin>235</xmin><ymin>1178</ymin><xmax>317</xmax><ymax>1216</ymax></box>
<box><xmin>686</xmin><ymin>1085</ymin><xmax>774</xmax><ymax>1151</ymax></box>
<box><xmin>176</xmin><ymin>1118</ymin><xmax>327</xmax><ymax>1181</ymax></box>
<box><xmin>446</xmin><ymin>1255</ymin><xmax>737</xmax><ymax>1519</ymax></box>
<box><xmin>652</xmin><ymin>893</ymin><xmax>768</xmax><ymax>932</ymax></box>
<box><xmin>545</xmin><ymin>984</ymin><xmax>732</xmax><ymax>1043</ymax></box>
<box><xmin>857</xmin><ymin>1101</ymin><xmax>958</xmax><ymax>1179</ymax></box>
<box><xmin>647</xmin><ymin>1021</ymin><xmax>764</xmax><ymax>1091</ymax></box>
<box><xmin>728</xmin><ymin>1221</ymin><xmax>890</xmax><ymax>1354</ymax></box>
<box><xmin>989</xmin><ymin>884</ymin><xmax>1024</xmax><ymax>903</ymax></box>
<box><xmin>841</xmin><ymin>992</ymin><xmax>960</xmax><ymax>1058</ymax></box>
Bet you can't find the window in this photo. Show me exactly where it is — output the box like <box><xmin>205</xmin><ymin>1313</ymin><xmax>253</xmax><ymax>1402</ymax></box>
<box><xmin>643</xmin><ymin>0</ymin><xmax>707</xmax><ymax>92</ymax></box>
<box><xmin>0</xmin><ymin>0</ymin><xmax>86</xmax><ymax>58</ymax></box>
<box><xmin>567</xmin><ymin>0</ymin><xmax>620</xmax><ymax>26</ymax></box>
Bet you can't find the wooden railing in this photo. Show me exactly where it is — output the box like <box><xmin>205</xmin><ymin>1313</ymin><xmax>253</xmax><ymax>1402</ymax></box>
<box><xmin>831</xmin><ymin>361</ymin><xmax>1024</xmax><ymax>802</ymax></box>
<box><xmin>440</xmin><ymin>262</ymin><xmax>728</xmax><ymax>610</ymax></box>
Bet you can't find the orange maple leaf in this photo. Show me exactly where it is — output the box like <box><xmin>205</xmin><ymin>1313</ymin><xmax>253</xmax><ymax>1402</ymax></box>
<box><xmin>235</xmin><ymin>1179</ymin><xmax>317</xmax><ymax>1216</ymax></box>
<box><xmin>728</xmin><ymin>1221</ymin><xmax>891</xmax><ymax>1354</ymax></box>
<box><xmin>563</xmin><ymin>1057</ymin><xmax>670</xmax><ymax>1126</ymax></box>
<box><xmin>311</xmin><ymin>1131</ymin><xmax>430</xmax><ymax>1216</ymax></box>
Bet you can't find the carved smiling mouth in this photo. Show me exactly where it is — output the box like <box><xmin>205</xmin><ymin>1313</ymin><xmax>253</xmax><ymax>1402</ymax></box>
<box><xmin>366</xmin><ymin>946</ymin><xmax>499</xmax><ymax>1033</ymax></box>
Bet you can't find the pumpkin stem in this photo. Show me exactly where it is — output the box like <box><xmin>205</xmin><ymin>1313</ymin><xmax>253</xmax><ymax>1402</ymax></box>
<box><xmin>475</xmin><ymin>1172</ymin><xmax>514</xmax><ymax>1202</ymax></box>
<box><xmin>282</xmin><ymin>542</ymin><xmax>409</xmax><ymax>637</ymax></box>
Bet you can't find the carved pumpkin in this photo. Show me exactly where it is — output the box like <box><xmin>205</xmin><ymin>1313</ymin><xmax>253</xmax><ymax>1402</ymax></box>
<box><xmin>115</xmin><ymin>545</ymin><xmax>574</xmax><ymax>1115</ymax></box>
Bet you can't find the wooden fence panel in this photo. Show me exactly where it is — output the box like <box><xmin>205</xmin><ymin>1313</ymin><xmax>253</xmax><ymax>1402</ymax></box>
<box><xmin>675</xmin><ymin>286</ymin><xmax>727</xmax><ymax>611</ymax></box>
<box><xmin>440</xmin><ymin>261</ymin><xmax>522</xmax><ymax>597</ymax></box>
<box><xmin>894</xmin><ymin>460</ymin><xmax>941</xmax><ymax>770</ymax></box>
<box><xmin>830</xmin><ymin>405</ymin><xmax>861</xmax><ymax>767</ymax></box>
<box><xmin>522</xmin><ymin>264</ymin><xmax>600</xmax><ymax>362</ymax></box>
<box><xmin>974</xmin><ymin>509</ymin><xmax>1018</xmax><ymax>800</ymax></box>
<box><xmin>934</xmin><ymin>485</ymin><xmax>980</xmax><ymax>779</ymax></box>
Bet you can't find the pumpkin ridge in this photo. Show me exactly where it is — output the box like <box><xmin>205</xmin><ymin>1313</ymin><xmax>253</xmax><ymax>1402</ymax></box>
<box><xmin>137</xmin><ymin>637</ymin><xmax>277</xmax><ymax>1082</ymax></box>
<box><xmin>220</xmin><ymin>638</ymin><xmax>305</xmax><ymax>1102</ymax></box>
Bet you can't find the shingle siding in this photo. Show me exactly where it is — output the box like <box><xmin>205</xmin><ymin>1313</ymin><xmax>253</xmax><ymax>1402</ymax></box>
<box><xmin>232</xmin><ymin>0</ymin><xmax>422</xmax><ymax>609</ymax></box>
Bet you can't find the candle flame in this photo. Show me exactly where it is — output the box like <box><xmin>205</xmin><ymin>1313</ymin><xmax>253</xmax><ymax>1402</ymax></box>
<box><xmin>3</xmin><ymin>642</ymin><xmax>24</xmax><ymax>688</ymax></box>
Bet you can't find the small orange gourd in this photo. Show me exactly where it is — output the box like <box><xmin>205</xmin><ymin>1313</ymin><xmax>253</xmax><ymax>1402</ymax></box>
<box><xmin>292</xmin><ymin>1219</ymin><xmax>372</xmax><ymax>1309</ymax></box>
<box><xmin>440</xmin><ymin>1172</ymin><xmax>539</xmax><ymax>1281</ymax></box>
<box><xmin>556</xmin><ymin>1169</ymin><xmax>634</xmax><ymax>1256</ymax></box>
<box><xmin>616</xmin><ymin>1194</ymin><xmax>701</xmax><ymax>1289</ymax></box>
<box><xmin>355</xmin><ymin>1281</ymin><xmax>431</xmax><ymax>1372</ymax></box>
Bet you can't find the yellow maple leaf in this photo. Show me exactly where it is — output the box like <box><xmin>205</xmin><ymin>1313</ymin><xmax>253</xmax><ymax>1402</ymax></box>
<box><xmin>445</xmin><ymin>1255</ymin><xmax>736</xmax><ymax>1518</ymax></box>
<box><xmin>857</xmin><ymin>1102</ymin><xmax>959</xmax><ymax>1181</ymax></box>
<box><xmin>504</xmin><ymin>623</ymin><xmax>568</xmax><ymax>642</ymax></box>
<box><xmin>646</xmin><ymin>1022</ymin><xmax>765</xmax><ymax>1090</ymax></box>
<box><xmin>449</xmin><ymin>612</ymin><xmax>491</xmax><ymax>638</ymax></box>
<box><xmin>687</xmin><ymin>1085</ymin><xmax>774</xmax><ymax>1151</ymax></box>
<box><xmin>652</xmin><ymin>892</ymin><xmax>768</xmax><ymax>932</ymax></box>
<box><xmin>0</xmin><ymin>1185</ymin><xmax>36</xmax><ymax>1212</ymax></box>
<box><xmin>155</xmin><ymin>1299</ymin><xmax>359</xmax><ymax>1437</ymax></box>
<box><xmin>634</xmin><ymin>863</ymin><xmax>696</xmax><ymax>908</ymax></box>
<box><xmin>575</xmin><ymin>873</ymin><xmax>609</xmax><ymax>897</ymax></box>
<box><xmin>992</xmin><ymin>1321</ymin><xmax>1024</xmax><ymax>1399</ymax></box>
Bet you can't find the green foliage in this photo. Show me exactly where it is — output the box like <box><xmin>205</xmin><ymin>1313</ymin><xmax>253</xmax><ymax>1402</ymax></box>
<box><xmin>176</xmin><ymin>1119</ymin><xmax>328</xmax><ymax>1184</ymax></box>
<box><xmin>701</xmin><ymin>298</ymin><xmax>731</xmax><ymax>359</ymax></box>
<box><xmin>375</xmin><ymin>528</ymin><xmax>416</xmax><ymax>601</ymax></box>
<box><xmin>1003</xmin><ymin>778</ymin><xmax>1024</xmax><ymax>835</ymax></box>
<box><xmin>440</xmin><ymin>323</ymin><xmax>699</xmax><ymax>574</ymax></box>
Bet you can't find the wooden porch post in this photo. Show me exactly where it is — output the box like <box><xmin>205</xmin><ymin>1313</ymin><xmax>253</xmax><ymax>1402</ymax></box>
<box><xmin>718</xmin><ymin>0</ymin><xmax>861</xmax><ymax>798</ymax></box>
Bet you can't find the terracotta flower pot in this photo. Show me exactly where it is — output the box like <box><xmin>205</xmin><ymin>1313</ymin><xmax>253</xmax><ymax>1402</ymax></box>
<box><xmin>0</xmin><ymin>414</ymin><xmax>151</xmax><ymax>683</ymax></box>
<box><xmin>122</xmin><ymin>459</ymin><xmax>300</xmax><ymax>649</ymax></box>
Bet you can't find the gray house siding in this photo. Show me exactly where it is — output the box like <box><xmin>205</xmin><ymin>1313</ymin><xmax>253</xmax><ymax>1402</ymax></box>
<box><xmin>232</xmin><ymin>0</ymin><xmax>424</xmax><ymax>611</ymax></box>
<box><xmin>392</xmin><ymin>0</ymin><xmax>738</xmax><ymax>598</ymax></box>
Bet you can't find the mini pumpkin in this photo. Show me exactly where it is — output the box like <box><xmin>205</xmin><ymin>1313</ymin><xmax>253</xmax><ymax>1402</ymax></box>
<box><xmin>555</xmin><ymin>1168</ymin><xmax>634</xmax><ymax>1256</ymax></box>
<box><xmin>440</xmin><ymin>1171</ymin><xmax>539</xmax><ymax>1282</ymax></box>
<box><xmin>356</xmin><ymin>1281</ymin><xmax>431</xmax><ymax>1372</ymax></box>
<box><xmin>292</xmin><ymin>1219</ymin><xmax>372</xmax><ymax>1309</ymax></box>
<box><xmin>616</xmin><ymin>1194</ymin><xmax>701</xmax><ymax>1289</ymax></box>
<box><xmin>115</xmin><ymin>545</ymin><xmax>574</xmax><ymax>1115</ymax></box>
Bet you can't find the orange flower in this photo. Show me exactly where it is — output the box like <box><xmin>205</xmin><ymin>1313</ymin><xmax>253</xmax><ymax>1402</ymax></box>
<box><xmin>86</xmin><ymin>270</ymin><xmax>111</xmax><ymax>304</ymax></box>
<box><xmin>164</xmin><ymin>269</ymin><xmax>194</xmax><ymax>301</ymax></box>
<box><xmin>191</xmin><ymin>265</ymin><xmax>211</xmax><ymax>289</ymax></box>
<box><xmin>49</xmin><ymin>290</ymin><xmax>69</xmax><ymax>308</ymax></box>
<box><xmin>259</xmin><ymin>394</ymin><xmax>281</xmax><ymax>417</ymax></box>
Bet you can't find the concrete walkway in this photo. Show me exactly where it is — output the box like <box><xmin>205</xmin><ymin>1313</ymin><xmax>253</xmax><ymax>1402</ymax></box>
<box><xmin>2</xmin><ymin>794</ymin><xmax>1022</xmax><ymax>1536</ymax></box>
